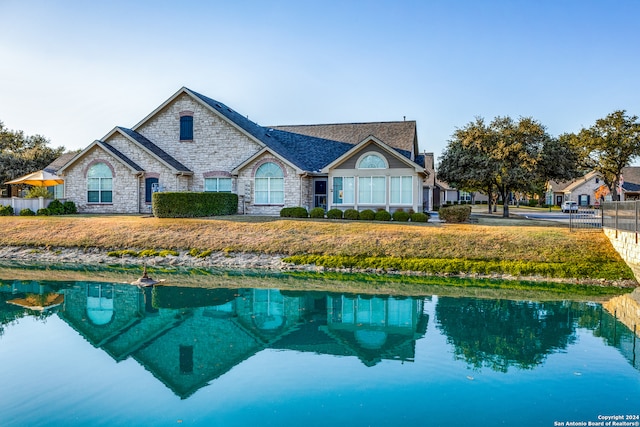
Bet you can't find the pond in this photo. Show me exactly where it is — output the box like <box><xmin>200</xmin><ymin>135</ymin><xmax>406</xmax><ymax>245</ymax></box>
<box><xmin>1</xmin><ymin>273</ymin><xmax>639</xmax><ymax>427</ymax></box>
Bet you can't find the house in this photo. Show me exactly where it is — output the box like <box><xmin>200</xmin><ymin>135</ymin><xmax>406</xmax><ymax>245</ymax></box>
<box><xmin>549</xmin><ymin>167</ymin><xmax>640</xmax><ymax>206</ymax></box>
<box><xmin>56</xmin><ymin>87</ymin><xmax>427</xmax><ymax>215</ymax></box>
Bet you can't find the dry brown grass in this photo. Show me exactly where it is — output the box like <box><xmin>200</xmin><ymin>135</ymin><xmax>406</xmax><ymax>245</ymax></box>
<box><xmin>0</xmin><ymin>215</ymin><xmax>623</xmax><ymax>265</ymax></box>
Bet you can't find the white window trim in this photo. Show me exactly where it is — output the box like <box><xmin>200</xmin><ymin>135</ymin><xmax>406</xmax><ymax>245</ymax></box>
<box><xmin>356</xmin><ymin>151</ymin><xmax>389</xmax><ymax>169</ymax></box>
<box><xmin>358</xmin><ymin>175</ymin><xmax>386</xmax><ymax>205</ymax></box>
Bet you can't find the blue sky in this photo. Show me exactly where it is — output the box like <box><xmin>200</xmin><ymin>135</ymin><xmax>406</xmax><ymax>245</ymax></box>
<box><xmin>1</xmin><ymin>0</ymin><xmax>639</xmax><ymax>165</ymax></box>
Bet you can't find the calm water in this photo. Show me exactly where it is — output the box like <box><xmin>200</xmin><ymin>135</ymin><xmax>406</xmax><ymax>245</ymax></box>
<box><xmin>1</xmin><ymin>277</ymin><xmax>639</xmax><ymax>427</ymax></box>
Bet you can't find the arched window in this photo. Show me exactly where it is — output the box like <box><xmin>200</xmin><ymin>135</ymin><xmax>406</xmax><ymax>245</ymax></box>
<box><xmin>255</xmin><ymin>162</ymin><xmax>284</xmax><ymax>204</ymax></box>
<box><xmin>87</xmin><ymin>163</ymin><xmax>112</xmax><ymax>203</ymax></box>
<box><xmin>358</xmin><ymin>154</ymin><xmax>386</xmax><ymax>169</ymax></box>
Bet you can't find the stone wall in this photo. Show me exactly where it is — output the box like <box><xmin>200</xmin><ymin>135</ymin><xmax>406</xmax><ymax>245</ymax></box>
<box><xmin>603</xmin><ymin>228</ymin><xmax>640</xmax><ymax>281</ymax></box>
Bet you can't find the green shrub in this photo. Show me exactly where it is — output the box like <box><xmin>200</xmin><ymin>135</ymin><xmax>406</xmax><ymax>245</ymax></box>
<box><xmin>359</xmin><ymin>209</ymin><xmax>375</xmax><ymax>220</ymax></box>
<box><xmin>375</xmin><ymin>209</ymin><xmax>391</xmax><ymax>221</ymax></box>
<box><xmin>410</xmin><ymin>212</ymin><xmax>429</xmax><ymax>222</ymax></box>
<box><xmin>19</xmin><ymin>208</ymin><xmax>35</xmax><ymax>216</ymax></box>
<box><xmin>392</xmin><ymin>209</ymin><xmax>410</xmax><ymax>222</ymax></box>
<box><xmin>280</xmin><ymin>207</ymin><xmax>309</xmax><ymax>218</ymax></box>
<box><xmin>280</xmin><ymin>207</ymin><xmax>293</xmax><ymax>217</ymax></box>
<box><xmin>37</xmin><ymin>208</ymin><xmax>50</xmax><ymax>216</ymax></box>
<box><xmin>439</xmin><ymin>205</ymin><xmax>472</xmax><ymax>223</ymax></box>
<box><xmin>344</xmin><ymin>209</ymin><xmax>360</xmax><ymax>220</ymax></box>
<box><xmin>0</xmin><ymin>205</ymin><xmax>14</xmax><ymax>216</ymax></box>
<box><xmin>62</xmin><ymin>200</ymin><xmax>77</xmax><ymax>214</ymax></box>
<box><xmin>152</xmin><ymin>192</ymin><xmax>238</xmax><ymax>218</ymax></box>
<box><xmin>528</xmin><ymin>199</ymin><xmax>538</xmax><ymax>207</ymax></box>
<box><xmin>188</xmin><ymin>248</ymin><xmax>201</xmax><ymax>257</ymax></box>
<box><xmin>47</xmin><ymin>199</ymin><xmax>64</xmax><ymax>215</ymax></box>
<box><xmin>25</xmin><ymin>186</ymin><xmax>53</xmax><ymax>199</ymax></box>
<box><xmin>309</xmin><ymin>207</ymin><xmax>325</xmax><ymax>218</ymax></box>
<box><xmin>326</xmin><ymin>209</ymin><xmax>343</xmax><ymax>219</ymax></box>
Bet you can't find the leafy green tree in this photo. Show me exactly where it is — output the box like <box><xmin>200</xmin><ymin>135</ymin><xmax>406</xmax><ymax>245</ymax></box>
<box><xmin>0</xmin><ymin>121</ymin><xmax>64</xmax><ymax>189</ymax></box>
<box><xmin>439</xmin><ymin>116</ymin><xmax>575</xmax><ymax>217</ymax></box>
<box><xmin>437</xmin><ymin>118</ymin><xmax>496</xmax><ymax>214</ymax></box>
<box><xmin>570</xmin><ymin>110</ymin><xmax>640</xmax><ymax>201</ymax></box>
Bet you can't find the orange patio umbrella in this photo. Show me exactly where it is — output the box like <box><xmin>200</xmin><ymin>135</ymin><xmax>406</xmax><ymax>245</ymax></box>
<box><xmin>5</xmin><ymin>170</ymin><xmax>64</xmax><ymax>187</ymax></box>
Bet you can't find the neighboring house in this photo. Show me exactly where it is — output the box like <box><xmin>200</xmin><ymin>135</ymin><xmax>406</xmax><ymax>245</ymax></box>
<box><xmin>549</xmin><ymin>167</ymin><xmax>640</xmax><ymax>206</ymax></box>
<box><xmin>56</xmin><ymin>87</ymin><xmax>427</xmax><ymax>215</ymax></box>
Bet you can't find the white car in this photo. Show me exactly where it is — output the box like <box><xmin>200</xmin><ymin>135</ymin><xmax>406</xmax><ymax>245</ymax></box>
<box><xmin>561</xmin><ymin>201</ymin><xmax>578</xmax><ymax>213</ymax></box>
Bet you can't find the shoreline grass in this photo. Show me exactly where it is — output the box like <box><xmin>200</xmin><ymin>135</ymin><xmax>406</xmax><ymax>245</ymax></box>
<box><xmin>0</xmin><ymin>214</ymin><xmax>635</xmax><ymax>284</ymax></box>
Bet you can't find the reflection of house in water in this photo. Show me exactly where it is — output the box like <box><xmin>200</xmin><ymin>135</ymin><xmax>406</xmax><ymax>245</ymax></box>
<box><xmin>56</xmin><ymin>283</ymin><xmax>430</xmax><ymax>399</ymax></box>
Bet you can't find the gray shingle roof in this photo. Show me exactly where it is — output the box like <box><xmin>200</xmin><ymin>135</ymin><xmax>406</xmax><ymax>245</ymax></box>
<box><xmin>100</xmin><ymin>141</ymin><xmax>144</xmax><ymax>172</ymax></box>
<box><xmin>44</xmin><ymin>152</ymin><xmax>78</xmax><ymax>173</ymax></box>
<box><xmin>189</xmin><ymin>88</ymin><xmax>420</xmax><ymax>172</ymax></box>
<box><xmin>271</xmin><ymin>121</ymin><xmax>417</xmax><ymax>154</ymax></box>
<box><xmin>117</xmin><ymin>127</ymin><xmax>192</xmax><ymax>173</ymax></box>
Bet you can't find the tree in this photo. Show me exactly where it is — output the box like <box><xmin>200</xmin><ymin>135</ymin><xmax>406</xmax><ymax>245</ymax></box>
<box><xmin>0</xmin><ymin>121</ymin><xmax>64</xmax><ymax>189</ymax></box>
<box><xmin>439</xmin><ymin>116</ymin><xmax>576</xmax><ymax>217</ymax></box>
<box><xmin>570</xmin><ymin>110</ymin><xmax>640</xmax><ymax>201</ymax></box>
<box><xmin>437</xmin><ymin>118</ymin><xmax>497</xmax><ymax>214</ymax></box>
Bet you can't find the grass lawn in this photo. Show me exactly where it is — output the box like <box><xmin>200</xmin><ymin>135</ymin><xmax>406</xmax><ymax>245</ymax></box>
<box><xmin>0</xmin><ymin>212</ymin><xmax>634</xmax><ymax>284</ymax></box>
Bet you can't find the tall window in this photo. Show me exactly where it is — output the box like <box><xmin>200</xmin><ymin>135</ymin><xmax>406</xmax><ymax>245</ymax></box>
<box><xmin>204</xmin><ymin>177</ymin><xmax>232</xmax><ymax>192</ymax></box>
<box><xmin>358</xmin><ymin>154</ymin><xmax>386</xmax><ymax>169</ymax></box>
<box><xmin>390</xmin><ymin>176</ymin><xmax>413</xmax><ymax>204</ymax></box>
<box><xmin>255</xmin><ymin>162</ymin><xmax>284</xmax><ymax>204</ymax></box>
<box><xmin>358</xmin><ymin>176</ymin><xmax>386</xmax><ymax>204</ymax></box>
<box><xmin>180</xmin><ymin>115</ymin><xmax>193</xmax><ymax>141</ymax></box>
<box><xmin>333</xmin><ymin>177</ymin><xmax>354</xmax><ymax>204</ymax></box>
<box><xmin>87</xmin><ymin>163</ymin><xmax>112</xmax><ymax>203</ymax></box>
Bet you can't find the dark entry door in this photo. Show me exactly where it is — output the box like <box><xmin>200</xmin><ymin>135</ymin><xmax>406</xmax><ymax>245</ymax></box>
<box><xmin>314</xmin><ymin>179</ymin><xmax>327</xmax><ymax>209</ymax></box>
<box><xmin>145</xmin><ymin>177</ymin><xmax>159</xmax><ymax>203</ymax></box>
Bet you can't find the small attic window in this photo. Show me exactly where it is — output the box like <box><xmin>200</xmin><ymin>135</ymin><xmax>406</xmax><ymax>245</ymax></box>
<box><xmin>180</xmin><ymin>115</ymin><xmax>193</xmax><ymax>141</ymax></box>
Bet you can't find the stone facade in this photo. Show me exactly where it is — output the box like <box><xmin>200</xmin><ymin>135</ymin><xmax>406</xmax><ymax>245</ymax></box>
<box><xmin>58</xmin><ymin>88</ymin><xmax>426</xmax><ymax>215</ymax></box>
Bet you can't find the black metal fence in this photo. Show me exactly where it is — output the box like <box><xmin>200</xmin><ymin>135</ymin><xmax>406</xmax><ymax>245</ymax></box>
<box><xmin>569</xmin><ymin>206</ymin><xmax>603</xmax><ymax>231</ymax></box>
<box><xmin>602</xmin><ymin>201</ymin><xmax>640</xmax><ymax>232</ymax></box>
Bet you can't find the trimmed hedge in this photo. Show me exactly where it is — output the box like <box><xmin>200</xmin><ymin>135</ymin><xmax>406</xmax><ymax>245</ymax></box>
<box><xmin>344</xmin><ymin>209</ymin><xmax>360</xmax><ymax>220</ymax></box>
<box><xmin>439</xmin><ymin>205</ymin><xmax>472</xmax><ymax>223</ymax></box>
<box><xmin>375</xmin><ymin>209</ymin><xmax>391</xmax><ymax>221</ymax></box>
<box><xmin>0</xmin><ymin>205</ymin><xmax>13</xmax><ymax>216</ymax></box>
<box><xmin>410</xmin><ymin>212</ymin><xmax>429</xmax><ymax>222</ymax></box>
<box><xmin>19</xmin><ymin>208</ymin><xmax>35</xmax><ymax>216</ymax></box>
<box><xmin>392</xmin><ymin>210</ymin><xmax>410</xmax><ymax>222</ymax></box>
<box><xmin>359</xmin><ymin>209</ymin><xmax>375</xmax><ymax>220</ymax></box>
<box><xmin>280</xmin><ymin>207</ymin><xmax>309</xmax><ymax>218</ymax></box>
<box><xmin>327</xmin><ymin>209</ymin><xmax>343</xmax><ymax>219</ymax></box>
<box><xmin>152</xmin><ymin>192</ymin><xmax>238</xmax><ymax>218</ymax></box>
<box><xmin>37</xmin><ymin>208</ymin><xmax>50</xmax><ymax>216</ymax></box>
<box><xmin>309</xmin><ymin>207</ymin><xmax>325</xmax><ymax>218</ymax></box>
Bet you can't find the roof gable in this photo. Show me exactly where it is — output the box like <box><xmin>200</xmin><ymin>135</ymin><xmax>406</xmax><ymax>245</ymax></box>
<box><xmin>114</xmin><ymin>127</ymin><xmax>192</xmax><ymax>174</ymax></box>
<box><xmin>58</xmin><ymin>140</ymin><xmax>144</xmax><ymax>175</ymax></box>
<box><xmin>321</xmin><ymin>136</ymin><xmax>425</xmax><ymax>174</ymax></box>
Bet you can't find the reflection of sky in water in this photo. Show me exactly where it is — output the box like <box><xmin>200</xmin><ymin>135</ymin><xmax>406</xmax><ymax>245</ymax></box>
<box><xmin>0</xmin><ymin>285</ymin><xmax>638</xmax><ymax>427</ymax></box>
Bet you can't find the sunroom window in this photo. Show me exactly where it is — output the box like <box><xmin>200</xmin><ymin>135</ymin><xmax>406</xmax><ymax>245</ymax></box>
<box><xmin>333</xmin><ymin>177</ymin><xmax>354</xmax><ymax>204</ymax></box>
<box><xmin>358</xmin><ymin>176</ymin><xmax>386</xmax><ymax>204</ymax></box>
<box><xmin>255</xmin><ymin>162</ymin><xmax>284</xmax><ymax>204</ymax></box>
<box><xmin>390</xmin><ymin>176</ymin><xmax>413</xmax><ymax>204</ymax></box>
<box><xmin>87</xmin><ymin>163</ymin><xmax>112</xmax><ymax>203</ymax></box>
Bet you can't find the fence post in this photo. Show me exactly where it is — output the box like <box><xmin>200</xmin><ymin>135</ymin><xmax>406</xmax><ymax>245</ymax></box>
<box><xmin>613</xmin><ymin>202</ymin><xmax>618</xmax><ymax>239</ymax></box>
<box><xmin>636</xmin><ymin>201</ymin><xmax>639</xmax><ymax>244</ymax></box>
